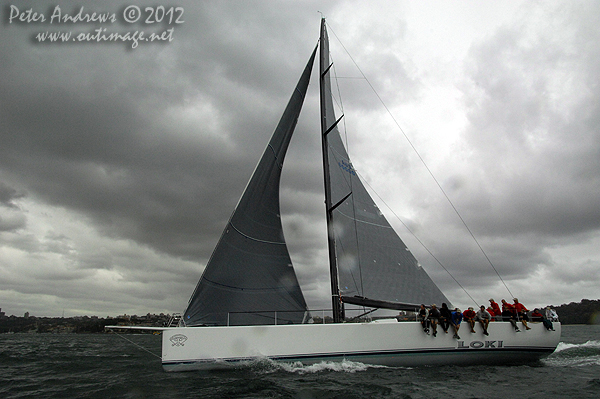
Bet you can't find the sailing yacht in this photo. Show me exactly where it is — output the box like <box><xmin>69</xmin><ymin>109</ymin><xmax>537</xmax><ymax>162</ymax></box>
<box><xmin>108</xmin><ymin>19</ymin><xmax>561</xmax><ymax>371</ymax></box>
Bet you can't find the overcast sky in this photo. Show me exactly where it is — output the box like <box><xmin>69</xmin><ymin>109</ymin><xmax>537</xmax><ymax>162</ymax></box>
<box><xmin>1</xmin><ymin>0</ymin><xmax>599</xmax><ymax>318</ymax></box>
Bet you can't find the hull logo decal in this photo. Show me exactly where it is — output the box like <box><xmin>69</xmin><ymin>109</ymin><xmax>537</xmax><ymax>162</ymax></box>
<box><xmin>170</xmin><ymin>334</ymin><xmax>188</xmax><ymax>347</ymax></box>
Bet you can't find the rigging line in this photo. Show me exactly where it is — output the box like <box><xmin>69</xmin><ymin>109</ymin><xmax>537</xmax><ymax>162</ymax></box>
<box><xmin>326</xmin><ymin>21</ymin><xmax>514</xmax><ymax>300</ymax></box>
<box><xmin>110</xmin><ymin>331</ymin><xmax>162</xmax><ymax>359</ymax></box>
<box><xmin>358</xmin><ymin>169</ymin><xmax>478</xmax><ymax>306</ymax></box>
<box><xmin>330</xmin><ymin>52</ymin><xmax>366</xmax><ymax>300</ymax></box>
<box><xmin>327</xmin><ymin>53</ymin><xmax>345</xmax><ymax>122</ymax></box>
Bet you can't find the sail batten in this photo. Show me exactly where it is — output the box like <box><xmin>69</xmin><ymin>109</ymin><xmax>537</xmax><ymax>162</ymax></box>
<box><xmin>228</xmin><ymin>222</ymin><xmax>286</xmax><ymax>245</ymax></box>
<box><xmin>324</xmin><ymin>115</ymin><xmax>344</xmax><ymax>136</ymax></box>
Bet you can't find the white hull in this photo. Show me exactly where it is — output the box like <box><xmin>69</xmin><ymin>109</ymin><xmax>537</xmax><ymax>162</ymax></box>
<box><xmin>160</xmin><ymin>320</ymin><xmax>560</xmax><ymax>371</ymax></box>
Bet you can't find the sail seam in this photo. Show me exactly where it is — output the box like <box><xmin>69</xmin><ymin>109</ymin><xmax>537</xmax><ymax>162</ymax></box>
<box><xmin>333</xmin><ymin>209</ymin><xmax>393</xmax><ymax>229</ymax></box>
<box><xmin>202</xmin><ymin>277</ymin><xmax>299</xmax><ymax>292</ymax></box>
<box><xmin>229</xmin><ymin>222</ymin><xmax>286</xmax><ymax>245</ymax></box>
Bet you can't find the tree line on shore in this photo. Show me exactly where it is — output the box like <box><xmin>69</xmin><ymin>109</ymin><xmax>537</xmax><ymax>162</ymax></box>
<box><xmin>550</xmin><ymin>299</ymin><xmax>600</xmax><ymax>324</ymax></box>
<box><xmin>0</xmin><ymin>313</ymin><xmax>171</xmax><ymax>334</ymax></box>
<box><xmin>1</xmin><ymin>299</ymin><xmax>598</xmax><ymax>333</ymax></box>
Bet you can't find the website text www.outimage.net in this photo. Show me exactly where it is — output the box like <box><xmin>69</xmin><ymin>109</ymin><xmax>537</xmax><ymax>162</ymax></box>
<box><xmin>6</xmin><ymin>4</ymin><xmax>184</xmax><ymax>49</ymax></box>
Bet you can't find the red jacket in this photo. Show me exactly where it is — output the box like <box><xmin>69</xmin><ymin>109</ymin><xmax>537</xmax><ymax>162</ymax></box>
<box><xmin>463</xmin><ymin>309</ymin><xmax>476</xmax><ymax>320</ymax></box>
<box><xmin>514</xmin><ymin>302</ymin><xmax>528</xmax><ymax>313</ymax></box>
<box><xmin>489</xmin><ymin>301</ymin><xmax>501</xmax><ymax>316</ymax></box>
<box><xmin>502</xmin><ymin>302</ymin><xmax>515</xmax><ymax>313</ymax></box>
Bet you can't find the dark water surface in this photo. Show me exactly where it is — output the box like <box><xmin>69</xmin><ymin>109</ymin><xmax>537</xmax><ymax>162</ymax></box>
<box><xmin>1</xmin><ymin>325</ymin><xmax>599</xmax><ymax>398</ymax></box>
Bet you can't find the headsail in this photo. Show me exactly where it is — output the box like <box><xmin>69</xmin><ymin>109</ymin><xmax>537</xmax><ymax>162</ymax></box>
<box><xmin>319</xmin><ymin>19</ymin><xmax>450</xmax><ymax>317</ymax></box>
<box><xmin>183</xmin><ymin>47</ymin><xmax>317</xmax><ymax>326</ymax></box>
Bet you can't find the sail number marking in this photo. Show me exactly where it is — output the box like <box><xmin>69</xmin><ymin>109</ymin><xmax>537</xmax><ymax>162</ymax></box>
<box><xmin>338</xmin><ymin>160</ymin><xmax>356</xmax><ymax>176</ymax></box>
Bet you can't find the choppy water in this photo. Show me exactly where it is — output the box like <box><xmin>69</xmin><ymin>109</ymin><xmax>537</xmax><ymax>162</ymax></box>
<box><xmin>1</xmin><ymin>325</ymin><xmax>599</xmax><ymax>398</ymax></box>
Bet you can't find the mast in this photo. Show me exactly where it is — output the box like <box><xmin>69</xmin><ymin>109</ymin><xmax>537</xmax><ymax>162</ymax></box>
<box><xmin>319</xmin><ymin>18</ymin><xmax>345</xmax><ymax>323</ymax></box>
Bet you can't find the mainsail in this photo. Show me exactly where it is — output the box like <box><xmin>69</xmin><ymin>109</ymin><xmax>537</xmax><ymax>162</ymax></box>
<box><xmin>183</xmin><ymin>47</ymin><xmax>317</xmax><ymax>326</ymax></box>
<box><xmin>319</xmin><ymin>20</ymin><xmax>450</xmax><ymax>318</ymax></box>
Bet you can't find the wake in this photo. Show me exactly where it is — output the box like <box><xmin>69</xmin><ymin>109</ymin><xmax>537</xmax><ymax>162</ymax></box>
<box><xmin>553</xmin><ymin>340</ymin><xmax>600</xmax><ymax>352</ymax></box>
<box><xmin>543</xmin><ymin>340</ymin><xmax>600</xmax><ymax>367</ymax></box>
<box><xmin>250</xmin><ymin>358</ymin><xmax>389</xmax><ymax>374</ymax></box>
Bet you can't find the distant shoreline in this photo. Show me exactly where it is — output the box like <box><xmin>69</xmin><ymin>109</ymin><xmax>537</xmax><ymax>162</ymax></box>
<box><xmin>2</xmin><ymin>298</ymin><xmax>599</xmax><ymax>334</ymax></box>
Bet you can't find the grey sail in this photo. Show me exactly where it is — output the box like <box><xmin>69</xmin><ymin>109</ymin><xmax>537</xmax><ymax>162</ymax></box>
<box><xmin>183</xmin><ymin>47</ymin><xmax>317</xmax><ymax>326</ymax></box>
<box><xmin>319</xmin><ymin>20</ymin><xmax>450</xmax><ymax>313</ymax></box>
